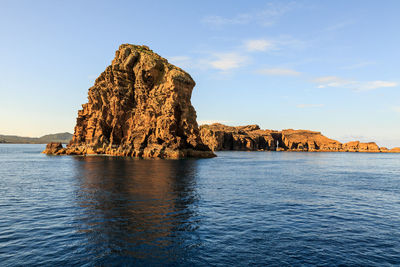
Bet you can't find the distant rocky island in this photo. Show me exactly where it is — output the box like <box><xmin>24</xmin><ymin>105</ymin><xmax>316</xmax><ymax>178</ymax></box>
<box><xmin>199</xmin><ymin>123</ymin><xmax>400</xmax><ymax>153</ymax></box>
<box><xmin>43</xmin><ymin>44</ymin><xmax>399</xmax><ymax>157</ymax></box>
<box><xmin>1</xmin><ymin>133</ymin><xmax>72</xmax><ymax>144</ymax></box>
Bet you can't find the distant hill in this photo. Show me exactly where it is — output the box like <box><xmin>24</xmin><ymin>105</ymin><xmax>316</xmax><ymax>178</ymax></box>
<box><xmin>0</xmin><ymin>132</ymin><xmax>73</xmax><ymax>144</ymax></box>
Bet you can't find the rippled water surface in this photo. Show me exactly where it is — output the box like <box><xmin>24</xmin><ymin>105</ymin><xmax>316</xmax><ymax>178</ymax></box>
<box><xmin>1</xmin><ymin>144</ymin><xmax>400</xmax><ymax>266</ymax></box>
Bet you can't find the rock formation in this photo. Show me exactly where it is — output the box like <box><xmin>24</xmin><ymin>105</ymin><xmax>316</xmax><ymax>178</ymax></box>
<box><xmin>390</xmin><ymin>147</ymin><xmax>400</xmax><ymax>153</ymax></box>
<box><xmin>44</xmin><ymin>44</ymin><xmax>215</xmax><ymax>159</ymax></box>
<box><xmin>280</xmin><ymin>129</ymin><xmax>342</xmax><ymax>151</ymax></box>
<box><xmin>200</xmin><ymin>123</ymin><xmax>398</xmax><ymax>153</ymax></box>
<box><xmin>200</xmin><ymin>124</ymin><xmax>279</xmax><ymax>151</ymax></box>
<box><xmin>43</xmin><ymin>142</ymin><xmax>64</xmax><ymax>155</ymax></box>
<box><xmin>342</xmin><ymin>141</ymin><xmax>380</xmax><ymax>152</ymax></box>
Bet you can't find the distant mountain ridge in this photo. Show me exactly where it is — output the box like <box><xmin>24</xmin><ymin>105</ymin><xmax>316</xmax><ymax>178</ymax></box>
<box><xmin>0</xmin><ymin>132</ymin><xmax>73</xmax><ymax>144</ymax></box>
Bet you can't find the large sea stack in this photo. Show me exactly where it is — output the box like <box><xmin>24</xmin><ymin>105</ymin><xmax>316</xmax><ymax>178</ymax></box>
<box><xmin>44</xmin><ymin>44</ymin><xmax>215</xmax><ymax>158</ymax></box>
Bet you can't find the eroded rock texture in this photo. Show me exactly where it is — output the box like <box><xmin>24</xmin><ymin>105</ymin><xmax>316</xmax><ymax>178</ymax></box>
<box><xmin>42</xmin><ymin>142</ymin><xmax>64</xmax><ymax>155</ymax></box>
<box><xmin>200</xmin><ymin>123</ymin><xmax>279</xmax><ymax>151</ymax></box>
<box><xmin>45</xmin><ymin>44</ymin><xmax>215</xmax><ymax>158</ymax></box>
<box><xmin>280</xmin><ymin>129</ymin><xmax>342</xmax><ymax>151</ymax></box>
<box><xmin>200</xmin><ymin>123</ymin><xmax>396</xmax><ymax>153</ymax></box>
<box><xmin>342</xmin><ymin>141</ymin><xmax>380</xmax><ymax>152</ymax></box>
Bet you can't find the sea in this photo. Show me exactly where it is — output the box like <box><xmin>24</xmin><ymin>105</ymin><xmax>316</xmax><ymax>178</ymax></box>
<box><xmin>1</xmin><ymin>144</ymin><xmax>400</xmax><ymax>266</ymax></box>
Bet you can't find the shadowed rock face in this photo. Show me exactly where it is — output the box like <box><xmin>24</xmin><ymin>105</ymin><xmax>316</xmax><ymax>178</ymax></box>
<box><xmin>200</xmin><ymin>123</ymin><xmax>398</xmax><ymax>153</ymax></box>
<box><xmin>43</xmin><ymin>142</ymin><xmax>64</xmax><ymax>154</ymax></box>
<box><xmin>44</xmin><ymin>44</ymin><xmax>215</xmax><ymax>159</ymax></box>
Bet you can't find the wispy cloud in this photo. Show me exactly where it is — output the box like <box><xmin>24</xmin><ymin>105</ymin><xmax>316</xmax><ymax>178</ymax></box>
<box><xmin>313</xmin><ymin>76</ymin><xmax>398</xmax><ymax>91</ymax></box>
<box><xmin>245</xmin><ymin>39</ymin><xmax>275</xmax><ymax>52</ymax></box>
<box><xmin>168</xmin><ymin>56</ymin><xmax>190</xmax><ymax>62</ymax></box>
<box><xmin>358</xmin><ymin>81</ymin><xmax>398</xmax><ymax>91</ymax></box>
<box><xmin>167</xmin><ymin>56</ymin><xmax>191</xmax><ymax>68</ymax></box>
<box><xmin>392</xmin><ymin>106</ymin><xmax>400</xmax><ymax>113</ymax></box>
<box><xmin>208</xmin><ymin>53</ymin><xmax>248</xmax><ymax>71</ymax></box>
<box><xmin>202</xmin><ymin>2</ymin><xmax>297</xmax><ymax>27</ymax></box>
<box><xmin>296</xmin><ymin>104</ymin><xmax>324</xmax><ymax>108</ymax></box>
<box><xmin>314</xmin><ymin>76</ymin><xmax>352</xmax><ymax>88</ymax></box>
<box><xmin>342</xmin><ymin>61</ymin><xmax>375</xmax><ymax>70</ymax></box>
<box><xmin>198</xmin><ymin>120</ymin><xmax>229</xmax><ymax>125</ymax></box>
<box><xmin>324</xmin><ymin>20</ymin><xmax>355</xmax><ymax>32</ymax></box>
<box><xmin>338</xmin><ymin>134</ymin><xmax>377</xmax><ymax>143</ymax></box>
<box><xmin>257</xmin><ymin>67</ymin><xmax>301</xmax><ymax>76</ymax></box>
<box><xmin>202</xmin><ymin>14</ymin><xmax>250</xmax><ymax>26</ymax></box>
<box><xmin>244</xmin><ymin>36</ymin><xmax>307</xmax><ymax>54</ymax></box>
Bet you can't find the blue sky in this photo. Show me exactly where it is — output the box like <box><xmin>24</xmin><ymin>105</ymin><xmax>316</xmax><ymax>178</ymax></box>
<box><xmin>0</xmin><ymin>0</ymin><xmax>399</xmax><ymax>147</ymax></box>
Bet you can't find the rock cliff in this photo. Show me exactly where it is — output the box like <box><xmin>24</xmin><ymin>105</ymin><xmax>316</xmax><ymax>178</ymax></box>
<box><xmin>44</xmin><ymin>44</ymin><xmax>215</xmax><ymax>159</ymax></box>
<box><xmin>280</xmin><ymin>129</ymin><xmax>342</xmax><ymax>151</ymax></box>
<box><xmin>342</xmin><ymin>141</ymin><xmax>380</xmax><ymax>152</ymax></box>
<box><xmin>199</xmin><ymin>123</ymin><xmax>279</xmax><ymax>151</ymax></box>
<box><xmin>390</xmin><ymin>147</ymin><xmax>400</xmax><ymax>153</ymax></box>
<box><xmin>200</xmin><ymin>123</ymin><xmax>398</xmax><ymax>153</ymax></box>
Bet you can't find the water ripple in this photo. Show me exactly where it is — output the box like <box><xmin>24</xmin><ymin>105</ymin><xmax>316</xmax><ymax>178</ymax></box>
<box><xmin>1</xmin><ymin>145</ymin><xmax>400</xmax><ymax>266</ymax></box>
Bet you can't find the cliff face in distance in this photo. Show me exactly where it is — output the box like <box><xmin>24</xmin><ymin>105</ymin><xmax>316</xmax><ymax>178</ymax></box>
<box><xmin>200</xmin><ymin>123</ymin><xmax>399</xmax><ymax>153</ymax></box>
<box><xmin>0</xmin><ymin>133</ymin><xmax>72</xmax><ymax>144</ymax></box>
<box><xmin>44</xmin><ymin>44</ymin><xmax>215</xmax><ymax>158</ymax></box>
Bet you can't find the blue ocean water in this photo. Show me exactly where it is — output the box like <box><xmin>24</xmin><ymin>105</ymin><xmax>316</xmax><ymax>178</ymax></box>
<box><xmin>0</xmin><ymin>144</ymin><xmax>400</xmax><ymax>266</ymax></box>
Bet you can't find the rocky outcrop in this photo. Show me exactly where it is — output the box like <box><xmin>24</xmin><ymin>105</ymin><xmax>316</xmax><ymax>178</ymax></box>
<box><xmin>200</xmin><ymin>123</ymin><xmax>397</xmax><ymax>153</ymax></box>
<box><xmin>342</xmin><ymin>141</ymin><xmax>380</xmax><ymax>152</ymax></box>
<box><xmin>199</xmin><ymin>123</ymin><xmax>278</xmax><ymax>151</ymax></box>
<box><xmin>280</xmin><ymin>129</ymin><xmax>342</xmax><ymax>151</ymax></box>
<box><xmin>42</xmin><ymin>142</ymin><xmax>64</xmax><ymax>155</ymax></box>
<box><xmin>390</xmin><ymin>147</ymin><xmax>400</xmax><ymax>153</ymax></box>
<box><xmin>44</xmin><ymin>44</ymin><xmax>215</xmax><ymax>159</ymax></box>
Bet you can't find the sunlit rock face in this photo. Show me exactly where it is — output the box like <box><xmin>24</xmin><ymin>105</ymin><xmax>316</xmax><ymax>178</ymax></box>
<box><xmin>44</xmin><ymin>44</ymin><xmax>215</xmax><ymax>159</ymax></box>
<box><xmin>390</xmin><ymin>147</ymin><xmax>400</xmax><ymax>153</ymax></box>
<box><xmin>199</xmin><ymin>123</ymin><xmax>393</xmax><ymax>153</ymax></box>
<box><xmin>199</xmin><ymin>123</ymin><xmax>279</xmax><ymax>151</ymax></box>
<box><xmin>342</xmin><ymin>141</ymin><xmax>380</xmax><ymax>152</ymax></box>
<box><xmin>279</xmin><ymin>129</ymin><xmax>342</xmax><ymax>151</ymax></box>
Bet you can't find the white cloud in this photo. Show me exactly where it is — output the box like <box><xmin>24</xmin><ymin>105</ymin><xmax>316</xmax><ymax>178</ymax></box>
<box><xmin>296</xmin><ymin>104</ymin><xmax>324</xmax><ymax>108</ymax></box>
<box><xmin>243</xmin><ymin>36</ymin><xmax>306</xmax><ymax>55</ymax></box>
<box><xmin>202</xmin><ymin>14</ymin><xmax>250</xmax><ymax>26</ymax></box>
<box><xmin>257</xmin><ymin>68</ymin><xmax>301</xmax><ymax>76</ymax></box>
<box><xmin>245</xmin><ymin>39</ymin><xmax>274</xmax><ymax>52</ymax></box>
<box><xmin>392</xmin><ymin>106</ymin><xmax>400</xmax><ymax>113</ymax></box>
<box><xmin>168</xmin><ymin>56</ymin><xmax>190</xmax><ymax>62</ymax></box>
<box><xmin>209</xmin><ymin>53</ymin><xmax>248</xmax><ymax>71</ymax></box>
<box><xmin>167</xmin><ymin>56</ymin><xmax>191</xmax><ymax>68</ymax></box>
<box><xmin>202</xmin><ymin>2</ymin><xmax>297</xmax><ymax>27</ymax></box>
<box><xmin>324</xmin><ymin>20</ymin><xmax>355</xmax><ymax>32</ymax></box>
<box><xmin>313</xmin><ymin>76</ymin><xmax>352</xmax><ymax>88</ymax></box>
<box><xmin>356</xmin><ymin>81</ymin><xmax>398</xmax><ymax>91</ymax></box>
<box><xmin>313</xmin><ymin>76</ymin><xmax>398</xmax><ymax>91</ymax></box>
<box><xmin>342</xmin><ymin>61</ymin><xmax>374</xmax><ymax>70</ymax></box>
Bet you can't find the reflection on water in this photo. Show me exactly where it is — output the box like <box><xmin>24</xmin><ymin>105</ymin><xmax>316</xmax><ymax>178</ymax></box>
<box><xmin>73</xmin><ymin>156</ymin><xmax>201</xmax><ymax>265</ymax></box>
